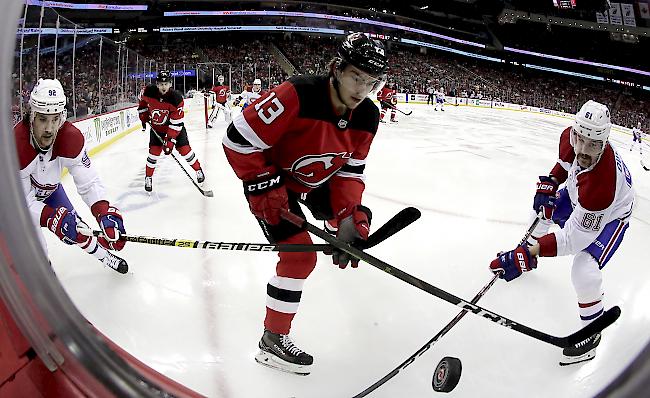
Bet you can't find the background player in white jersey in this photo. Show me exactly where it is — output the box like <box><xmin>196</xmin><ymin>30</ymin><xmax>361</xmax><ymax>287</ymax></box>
<box><xmin>629</xmin><ymin>122</ymin><xmax>645</xmax><ymax>156</ymax></box>
<box><xmin>489</xmin><ymin>100</ymin><xmax>634</xmax><ymax>366</ymax></box>
<box><xmin>14</xmin><ymin>79</ymin><xmax>128</xmax><ymax>273</ymax></box>
<box><xmin>434</xmin><ymin>86</ymin><xmax>445</xmax><ymax>111</ymax></box>
<box><xmin>233</xmin><ymin>78</ymin><xmax>263</xmax><ymax>109</ymax></box>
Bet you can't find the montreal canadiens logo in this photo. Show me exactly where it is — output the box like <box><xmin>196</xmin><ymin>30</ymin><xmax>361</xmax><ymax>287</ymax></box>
<box><xmin>289</xmin><ymin>152</ymin><xmax>352</xmax><ymax>188</ymax></box>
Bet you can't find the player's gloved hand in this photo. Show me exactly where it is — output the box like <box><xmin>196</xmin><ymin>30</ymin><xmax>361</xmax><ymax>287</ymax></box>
<box><xmin>243</xmin><ymin>166</ymin><xmax>288</xmax><ymax>225</ymax></box>
<box><xmin>332</xmin><ymin>205</ymin><xmax>372</xmax><ymax>269</ymax></box>
<box><xmin>489</xmin><ymin>245</ymin><xmax>537</xmax><ymax>282</ymax></box>
<box><xmin>42</xmin><ymin>206</ymin><xmax>79</xmax><ymax>245</ymax></box>
<box><xmin>91</xmin><ymin>200</ymin><xmax>126</xmax><ymax>250</ymax></box>
<box><xmin>533</xmin><ymin>176</ymin><xmax>558</xmax><ymax>220</ymax></box>
<box><xmin>163</xmin><ymin>137</ymin><xmax>176</xmax><ymax>155</ymax></box>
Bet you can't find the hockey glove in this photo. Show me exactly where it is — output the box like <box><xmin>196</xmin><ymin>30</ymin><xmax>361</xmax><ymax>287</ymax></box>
<box><xmin>489</xmin><ymin>245</ymin><xmax>537</xmax><ymax>282</ymax></box>
<box><xmin>243</xmin><ymin>166</ymin><xmax>289</xmax><ymax>225</ymax></box>
<box><xmin>332</xmin><ymin>205</ymin><xmax>372</xmax><ymax>269</ymax></box>
<box><xmin>163</xmin><ymin>137</ymin><xmax>176</xmax><ymax>155</ymax></box>
<box><xmin>533</xmin><ymin>176</ymin><xmax>558</xmax><ymax>220</ymax></box>
<box><xmin>42</xmin><ymin>206</ymin><xmax>79</xmax><ymax>245</ymax></box>
<box><xmin>91</xmin><ymin>200</ymin><xmax>126</xmax><ymax>251</ymax></box>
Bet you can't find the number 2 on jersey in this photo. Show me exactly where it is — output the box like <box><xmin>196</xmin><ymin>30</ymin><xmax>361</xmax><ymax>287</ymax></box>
<box><xmin>254</xmin><ymin>92</ymin><xmax>284</xmax><ymax>124</ymax></box>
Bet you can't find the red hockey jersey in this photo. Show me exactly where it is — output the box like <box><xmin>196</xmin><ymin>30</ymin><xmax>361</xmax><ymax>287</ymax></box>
<box><xmin>138</xmin><ymin>85</ymin><xmax>185</xmax><ymax>138</ymax></box>
<box><xmin>377</xmin><ymin>87</ymin><xmax>397</xmax><ymax>104</ymax></box>
<box><xmin>223</xmin><ymin>75</ymin><xmax>380</xmax><ymax>216</ymax></box>
<box><xmin>211</xmin><ymin>85</ymin><xmax>231</xmax><ymax>104</ymax></box>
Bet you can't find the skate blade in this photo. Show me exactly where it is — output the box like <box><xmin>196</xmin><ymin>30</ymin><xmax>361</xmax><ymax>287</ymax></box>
<box><xmin>559</xmin><ymin>351</ymin><xmax>596</xmax><ymax>366</ymax></box>
<box><xmin>254</xmin><ymin>350</ymin><xmax>311</xmax><ymax>376</ymax></box>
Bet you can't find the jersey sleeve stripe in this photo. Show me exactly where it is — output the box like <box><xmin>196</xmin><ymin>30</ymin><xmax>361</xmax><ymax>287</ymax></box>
<box><xmin>346</xmin><ymin>158</ymin><xmax>366</xmax><ymax>167</ymax></box>
<box><xmin>168</xmin><ymin>124</ymin><xmax>182</xmax><ymax>131</ymax></box>
<box><xmin>223</xmin><ymin>134</ymin><xmax>263</xmax><ymax>154</ymax></box>
<box><xmin>340</xmin><ymin>163</ymin><xmax>365</xmax><ymax>175</ymax></box>
<box><xmin>335</xmin><ymin>170</ymin><xmax>366</xmax><ymax>181</ymax></box>
<box><xmin>138</xmin><ymin>108</ymin><xmax>148</xmax><ymax>114</ymax></box>
<box><xmin>233</xmin><ymin>113</ymin><xmax>271</xmax><ymax>150</ymax></box>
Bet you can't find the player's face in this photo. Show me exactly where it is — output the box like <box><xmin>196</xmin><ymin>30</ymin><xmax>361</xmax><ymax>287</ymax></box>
<box><xmin>252</xmin><ymin>84</ymin><xmax>261</xmax><ymax>93</ymax></box>
<box><xmin>337</xmin><ymin>65</ymin><xmax>385</xmax><ymax>109</ymax></box>
<box><xmin>572</xmin><ymin>128</ymin><xmax>604</xmax><ymax>168</ymax></box>
<box><xmin>157</xmin><ymin>81</ymin><xmax>172</xmax><ymax>95</ymax></box>
<box><xmin>32</xmin><ymin>112</ymin><xmax>61</xmax><ymax>148</ymax></box>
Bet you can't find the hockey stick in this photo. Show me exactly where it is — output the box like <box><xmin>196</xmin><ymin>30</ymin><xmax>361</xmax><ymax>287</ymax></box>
<box><xmin>352</xmin><ymin>215</ymin><xmax>541</xmax><ymax>397</ymax></box>
<box><xmin>380</xmin><ymin>100</ymin><xmax>412</xmax><ymax>116</ymax></box>
<box><xmin>281</xmin><ymin>210</ymin><xmax>621</xmax><ymax>348</ymax></box>
<box><xmin>78</xmin><ymin>206</ymin><xmax>421</xmax><ymax>253</ymax></box>
<box><xmin>641</xmin><ymin>158</ymin><xmax>649</xmax><ymax>171</ymax></box>
<box><xmin>149</xmin><ymin>124</ymin><xmax>214</xmax><ymax>197</ymax></box>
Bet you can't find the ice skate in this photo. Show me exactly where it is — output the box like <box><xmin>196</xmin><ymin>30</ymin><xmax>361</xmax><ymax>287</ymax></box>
<box><xmin>254</xmin><ymin>330</ymin><xmax>313</xmax><ymax>375</ymax></box>
<box><xmin>100</xmin><ymin>251</ymin><xmax>128</xmax><ymax>274</ymax></box>
<box><xmin>559</xmin><ymin>333</ymin><xmax>600</xmax><ymax>366</ymax></box>
<box><xmin>144</xmin><ymin>176</ymin><xmax>152</xmax><ymax>192</ymax></box>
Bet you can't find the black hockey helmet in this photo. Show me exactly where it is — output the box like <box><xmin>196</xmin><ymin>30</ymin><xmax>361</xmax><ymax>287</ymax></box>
<box><xmin>337</xmin><ymin>33</ymin><xmax>388</xmax><ymax>76</ymax></box>
<box><xmin>156</xmin><ymin>70</ymin><xmax>172</xmax><ymax>83</ymax></box>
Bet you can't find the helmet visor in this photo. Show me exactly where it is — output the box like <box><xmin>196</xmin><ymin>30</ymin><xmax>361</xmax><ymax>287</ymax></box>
<box><xmin>339</xmin><ymin>67</ymin><xmax>386</xmax><ymax>96</ymax></box>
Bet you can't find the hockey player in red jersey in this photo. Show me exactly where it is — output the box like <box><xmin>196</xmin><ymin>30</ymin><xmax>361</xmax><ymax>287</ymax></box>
<box><xmin>138</xmin><ymin>70</ymin><xmax>206</xmax><ymax>192</ymax></box>
<box><xmin>15</xmin><ymin>78</ymin><xmax>128</xmax><ymax>274</ymax></box>
<box><xmin>489</xmin><ymin>100</ymin><xmax>635</xmax><ymax>366</ymax></box>
<box><xmin>223</xmin><ymin>32</ymin><xmax>388</xmax><ymax>375</ymax></box>
<box><xmin>207</xmin><ymin>74</ymin><xmax>232</xmax><ymax>127</ymax></box>
<box><xmin>377</xmin><ymin>81</ymin><xmax>397</xmax><ymax>123</ymax></box>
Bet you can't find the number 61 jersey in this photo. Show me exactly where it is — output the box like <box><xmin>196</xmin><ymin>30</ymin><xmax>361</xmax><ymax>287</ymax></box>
<box><xmin>538</xmin><ymin>127</ymin><xmax>635</xmax><ymax>257</ymax></box>
<box><xmin>222</xmin><ymin>75</ymin><xmax>379</xmax><ymax>213</ymax></box>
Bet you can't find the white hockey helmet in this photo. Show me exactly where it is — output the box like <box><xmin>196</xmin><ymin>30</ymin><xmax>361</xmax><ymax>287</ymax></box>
<box><xmin>218</xmin><ymin>74</ymin><xmax>225</xmax><ymax>84</ymax></box>
<box><xmin>29</xmin><ymin>78</ymin><xmax>67</xmax><ymax>150</ymax></box>
<box><xmin>573</xmin><ymin>100</ymin><xmax>611</xmax><ymax>142</ymax></box>
<box><xmin>252</xmin><ymin>78</ymin><xmax>262</xmax><ymax>93</ymax></box>
<box><xmin>30</xmin><ymin>78</ymin><xmax>67</xmax><ymax>116</ymax></box>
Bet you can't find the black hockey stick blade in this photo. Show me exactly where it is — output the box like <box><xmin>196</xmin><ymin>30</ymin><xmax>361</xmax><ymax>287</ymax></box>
<box><xmin>281</xmin><ymin>210</ymin><xmax>621</xmax><ymax>348</ymax></box>
<box><xmin>362</xmin><ymin>207</ymin><xmax>420</xmax><ymax>249</ymax></box>
<box><xmin>563</xmin><ymin>305</ymin><xmax>621</xmax><ymax>346</ymax></box>
<box><xmin>642</xmin><ymin>159</ymin><xmax>650</xmax><ymax>171</ymax></box>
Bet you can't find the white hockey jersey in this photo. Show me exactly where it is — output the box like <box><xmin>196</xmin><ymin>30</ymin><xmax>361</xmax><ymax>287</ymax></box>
<box><xmin>15</xmin><ymin>120</ymin><xmax>106</xmax><ymax>227</ymax></box>
<box><xmin>538</xmin><ymin>127</ymin><xmax>635</xmax><ymax>256</ymax></box>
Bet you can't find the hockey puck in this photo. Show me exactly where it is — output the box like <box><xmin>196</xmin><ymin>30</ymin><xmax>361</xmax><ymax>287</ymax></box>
<box><xmin>432</xmin><ymin>356</ymin><xmax>462</xmax><ymax>393</ymax></box>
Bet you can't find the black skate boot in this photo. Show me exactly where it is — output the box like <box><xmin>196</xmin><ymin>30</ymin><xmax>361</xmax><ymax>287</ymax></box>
<box><xmin>101</xmin><ymin>251</ymin><xmax>129</xmax><ymax>274</ymax></box>
<box><xmin>255</xmin><ymin>330</ymin><xmax>313</xmax><ymax>375</ymax></box>
<box><xmin>144</xmin><ymin>176</ymin><xmax>152</xmax><ymax>192</ymax></box>
<box><xmin>559</xmin><ymin>333</ymin><xmax>600</xmax><ymax>366</ymax></box>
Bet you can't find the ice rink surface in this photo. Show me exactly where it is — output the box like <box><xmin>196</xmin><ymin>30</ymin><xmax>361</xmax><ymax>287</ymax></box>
<box><xmin>47</xmin><ymin>101</ymin><xmax>650</xmax><ymax>397</ymax></box>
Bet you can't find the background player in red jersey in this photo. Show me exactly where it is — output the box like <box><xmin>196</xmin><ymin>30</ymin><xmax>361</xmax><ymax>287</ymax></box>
<box><xmin>138</xmin><ymin>70</ymin><xmax>207</xmax><ymax>192</ymax></box>
<box><xmin>377</xmin><ymin>81</ymin><xmax>398</xmax><ymax>123</ymax></box>
<box><xmin>207</xmin><ymin>74</ymin><xmax>232</xmax><ymax>127</ymax></box>
<box><xmin>15</xmin><ymin>79</ymin><xmax>128</xmax><ymax>274</ymax></box>
<box><xmin>223</xmin><ymin>32</ymin><xmax>388</xmax><ymax>375</ymax></box>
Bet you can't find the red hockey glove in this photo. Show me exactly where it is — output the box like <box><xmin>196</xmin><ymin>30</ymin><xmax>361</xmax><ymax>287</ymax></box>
<box><xmin>489</xmin><ymin>245</ymin><xmax>537</xmax><ymax>282</ymax></box>
<box><xmin>163</xmin><ymin>137</ymin><xmax>176</xmax><ymax>155</ymax></box>
<box><xmin>41</xmin><ymin>206</ymin><xmax>80</xmax><ymax>245</ymax></box>
<box><xmin>332</xmin><ymin>205</ymin><xmax>372</xmax><ymax>269</ymax></box>
<box><xmin>533</xmin><ymin>176</ymin><xmax>558</xmax><ymax>220</ymax></box>
<box><xmin>91</xmin><ymin>201</ymin><xmax>126</xmax><ymax>251</ymax></box>
<box><xmin>243</xmin><ymin>167</ymin><xmax>289</xmax><ymax>225</ymax></box>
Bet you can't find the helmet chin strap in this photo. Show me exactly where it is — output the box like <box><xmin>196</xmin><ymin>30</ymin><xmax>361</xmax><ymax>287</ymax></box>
<box><xmin>29</xmin><ymin>111</ymin><xmax>60</xmax><ymax>153</ymax></box>
<box><xmin>331</xmin><ymin>71</ymin><xmax>350</xmax><ymax>111</ymax></box>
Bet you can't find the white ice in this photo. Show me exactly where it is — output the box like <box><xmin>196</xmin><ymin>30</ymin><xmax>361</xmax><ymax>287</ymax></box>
<box><xmin>47</xmin><ymin>101</ymin><xmax>650</xmax><ymax>397</ymax></box>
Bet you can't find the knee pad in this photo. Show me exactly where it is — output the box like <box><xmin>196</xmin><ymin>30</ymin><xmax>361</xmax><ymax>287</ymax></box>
<box><xmin>571</xmin><ymin>251</ymin><xmax>603</xmax><ymax>303</ymax></box>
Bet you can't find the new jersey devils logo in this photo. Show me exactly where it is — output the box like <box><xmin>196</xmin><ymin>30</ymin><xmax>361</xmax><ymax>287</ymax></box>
<box><xmin>289</xmin><ymin>152</ymin><xmax>352</xmax><ymax>188</ymax></box>
<box><xmin>151</xmin><ymin>109</ymin><xmax>169</xmax><ymax>125</ymax></box>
